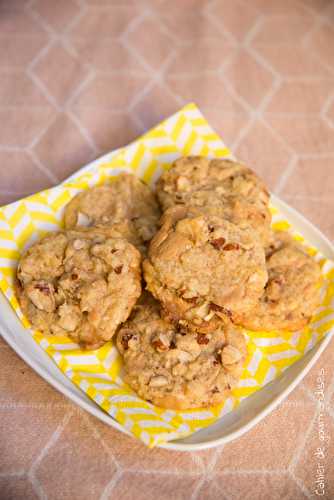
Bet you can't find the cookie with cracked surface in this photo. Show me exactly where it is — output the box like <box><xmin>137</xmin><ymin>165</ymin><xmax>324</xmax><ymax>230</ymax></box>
<box><xmin>235</xmin><ymin>233</ymin><xmax>322</xmax><ymax>331</ymax></box>
<box><xmin>71</xmin><ymin>219</ymin><xmax>145</xmax><ymax>254</ymax></box>
<box><xmin>117</xmin><ymin>296</ymin><xmax>247</xmax><ymax>409</ymax></box>
<box><xmin>64</xmin><ymin>173</ymin><xmax>161</xmax><ymax>247</ymax></box>
<box><xmin>156</xmin><ymin>156</ymin><xmax>271</xmax><ymax>244</ymax></box>
<box><xmin>143</xmin><ymin>208</ymin><xmax>267</xmax><ymax>332</ymax></box>
<box><xmin>16</xmin><ymin>228</ymin><xmax>142</xmax><ymax>349</ymax></box>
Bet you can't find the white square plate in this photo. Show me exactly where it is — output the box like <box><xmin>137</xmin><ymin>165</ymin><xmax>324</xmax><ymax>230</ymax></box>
<box><xmin>1</xmin><ymin>191</ymin><xmax>333</xmax><ymax>451</ymax></box>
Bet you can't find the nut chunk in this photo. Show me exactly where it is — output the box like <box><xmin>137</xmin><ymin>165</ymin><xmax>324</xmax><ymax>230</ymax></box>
<box><xmin>16</xmin><ymin>228</ymin><xmax>142</xmax><ymax>350</ymax></box>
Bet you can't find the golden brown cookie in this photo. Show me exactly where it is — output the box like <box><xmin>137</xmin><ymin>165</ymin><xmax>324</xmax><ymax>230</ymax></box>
<box><xmin>64</xmin><ymin>173</ymin><xmax>161</xmax><ymax>246</ymax></box>
<box><xmin>235</xmin><ymin>232</ymin><xmax>322</xmax><ymax>331</ymax></box>
<box><xmin>156</xmin><ymin>156</ymin><xmax>271</xmax><ymax>245</ymax></box>
<box><xmin>16</xmin><ymin>227</ymin><xmax>142</xmax><ymax>349</ymax></box>
<box><xmin>143</xmin><ymin>207</ymin><xmax>267</xmax><ymax>332</ymax></box>
<box><xmin>117</xmin><ymin>295</ymin><xmax>247</xmax><ymax>409</ymax></box>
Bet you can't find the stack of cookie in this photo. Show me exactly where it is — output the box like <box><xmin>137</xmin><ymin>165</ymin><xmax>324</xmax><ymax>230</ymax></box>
<box><xmin>148</xmin><ymin>157</ymin><xmax>321</xmax><ymax>333</ymax></box>
<box><xmin>16</xmin><ymin>158</ymin><xmax>322</xmax><ymax>410</ymax></box>
<box><xmin>118</xmin><ymin>157</ymin><xmax>320</xmax><ymax>409</ymax></box>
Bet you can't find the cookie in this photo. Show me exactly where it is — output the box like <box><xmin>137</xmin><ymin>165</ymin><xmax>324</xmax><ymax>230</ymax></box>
<box><xmin>143</xmin><ymin>207</ymin><xmax>267</xmax><ymax>332</ymax></box>
<box><xmin>235</xmin><ymin>233</ymin><xmax>322</xmax><ymax>331</ymax></box>
<box><xmin>64</xmin><ymin>173</ymin><xmax>161</xmax><ymax>246</ymax></box>
<box><xmin>117</xmin><ymin>296</ymin><xmax>247</xmax><ymax>409</ymax></box>
<box><xmin>156</xmin><ymin>156</ymin><xmax>271</xmax><ymax>244</ymax></box>
<box><xmin>16</xmin><ymin>227</ymin><xmax>142</xmax><ymax>349</ymax></box>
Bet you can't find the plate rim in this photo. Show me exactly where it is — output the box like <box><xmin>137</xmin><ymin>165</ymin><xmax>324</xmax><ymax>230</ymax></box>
<box><xmin>0</xmin><ymin>194</ymin><xmax>333</xmax><ymax>451</ymax></box>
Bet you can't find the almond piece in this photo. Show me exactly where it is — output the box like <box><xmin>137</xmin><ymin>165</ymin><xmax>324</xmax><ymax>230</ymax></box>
<box><xmin>221</xmin><ymin>345</ymin><xmax>243</xmax><ymax>365</ymax></box>
<box><xmin>149</xmin><ymin>375</ymin><xmax>168</xmax><ymax>387</ymax></box>
<box><xmin>204</xmin><ymin>310</ymin><xmax>215</xmax><ymax>321</ymax></box>
<box><xmin>152</xmin><ymin>333</ymin><xmax>170</xmax><ymax>352</ymax></box>
<box><xmin>176</xmin><ymin>176</ymin><xmax>190</xmax><ymax>191</ymax></box>
<box><xmin>77</xmin><ymin>212</ymin><xmax>91</xmax><ymax>227</ymax></box>
<box><xmin>177</xmin><ymin>350</ymin><xmax>193</xmax><ymax>363</ymax></box>
<box><xmin>194</xmin><ymin>302</ymin><xmax>209</xmax><ymax>319</ymax></box>
<box><xmin>73</xmin><ymin>239</ymin><xmax>86</xmax><ymax>250</ymax></box>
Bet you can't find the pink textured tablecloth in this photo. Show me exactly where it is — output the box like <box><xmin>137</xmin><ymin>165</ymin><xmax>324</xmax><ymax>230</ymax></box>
<box><xmin>1</xmin><ymin>1</ymin><xmax>334</xmax><ymax>499</ymax></box>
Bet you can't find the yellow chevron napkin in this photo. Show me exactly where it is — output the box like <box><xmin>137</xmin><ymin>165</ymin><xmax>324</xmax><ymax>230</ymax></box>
<box><xmin>0</xmin><ymin>103</ymin><xmax>333</xmax><ymax>447</ymax></box>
